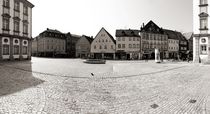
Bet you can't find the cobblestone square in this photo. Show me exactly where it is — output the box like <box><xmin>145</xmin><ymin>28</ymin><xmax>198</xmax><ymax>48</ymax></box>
<box><xmin>0</xmin><ymin>57</ymin><xmax>210</xmax><ymax>114</ymax></box>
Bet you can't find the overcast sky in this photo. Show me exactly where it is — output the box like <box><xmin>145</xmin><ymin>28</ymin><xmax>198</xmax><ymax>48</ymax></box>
<box><xmin>29</xmin><ymin>0</ymin><xmax>192</xmax><ymax>37</ymax></box>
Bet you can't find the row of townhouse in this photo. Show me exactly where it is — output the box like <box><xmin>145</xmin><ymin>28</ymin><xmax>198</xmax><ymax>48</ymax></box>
<box><xmin>88</xmin><ymin>21</ymin><xmax>189</xmax><ymax>60</ymax></box>
<box><xmin>32</xmin><ymin>21</ymin><xmax>191</xmax><ymax>60</ymax></box>
<box><xmin>0</xmin><ymin>0</ymin><xmax>34</xmax><ymax>61</ymax></box>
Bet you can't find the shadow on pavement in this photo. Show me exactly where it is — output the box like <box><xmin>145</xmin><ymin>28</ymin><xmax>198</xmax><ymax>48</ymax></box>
<box><xmin>0</xmin><ymin>60</ymin><xmax>44</xmax><ymax>96</ymax></box>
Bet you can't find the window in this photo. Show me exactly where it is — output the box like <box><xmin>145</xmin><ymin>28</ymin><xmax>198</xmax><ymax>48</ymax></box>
<box><xmin>3</xmin><ymin>17</ymin><xmax>10</xmax><ymax>30</ymax></box>
<box><xmin>3</xmin><ymin>0</ymin><xmax>9</xmax><ymax>7</ymax></box>
<box><xmin>129</xmin><ymin>44</ymin><xmax>132</xmax><ymax>48</ymax></box>
<box><xmin>3</xmin><ymin>45</ymin><xmax>9</xmax><ymax>55</ymax></box>
<box><xmin>23</xmin><ymin>46</ymin><xmax>28</xmax><ymax>54</ymax></box>
<box><xmin>23</xmin><ymin>6</ymin><xmax>28</xmax><ymax>15</ymax></box>
<box><xmin>14</xmin><ymin>1</ymin><xmax>20</xmax><ymax>11</ymax></box>
<box><xmin>129</xmin><ymin>37</ymin><xmax>132</xmax><ymax>41</ymax></box>
<box><xmin>23</xmin><ymin>23</ymin><xmax>28</xmax><ymax>34</ymax></box>
<box><xmin>14</xmin><ymin>20</ymin><xmax>20</xmax><ymax>32</ymax></box>
<box><xmin>118</xmin><ymin>37</ymin><xmax>121</xmax><ymax>41</ymax></box>
<box><xmin>200</xmin><ymin>0</ymin><xmax>207</xmax><ymax>5</ymax></box>
<box><xmin>99</xmin><ymin>45</ymin><xmax>102</xmax><ymax>49</ymax></box>
<box><xmin>201</xmin><ymin>45</ymin><xmax>207</xmax><ymax>54</ymax></box>
<box><xmin>133</xmin><ymin>37</ymin><xmax>136</xmax><ymax>41</ymax></box>
<box><xmin>200</xmin><ymin>18</ymin><xmax>208</xmax><ymax>29</ymax></box>
<box><xmin>137</xmin><ymin>38</ymin><xmax>140</xmax><ymax>41</ymax></box>
<box><xmin>122</xmin><ymin>37</ymin><xmax>125</xmax><ymax>41</ymax></box>
<box><xmin>111</xmin><ymin>45</ymin><xmax>113</xmax><ymax>49</ymax></box>
<box><xmin>14</xmin><ymin>45</ymin><xmax>19</xmax><ymax>55</ymax></box>
<box><xmin>137</xmin><ymin>44</ymin><xmax>140</xmax><ymax>48</ymax></box>
<box><xmin>200</xmin><ymin>7</ymin><xmax>207</xmax><ymax>13</ymax></box>
<box><xmin>122</xmin><ymin>44</ymin><xmax>125</xmax><ymax>48</ymax></box>
<box><xmin>133</xmin><ymin>44</ymin><xmax>136</xmax><ymax>48</ymax></box>
<box><xmin>118</xmin><ymin>44</ymin><xmax>121</xmax><ymax>48</ymax></box>
<box><xmin>104</xmin><ymin>45</ymin><xmax>107</xmax><ymax>49</ymax></box>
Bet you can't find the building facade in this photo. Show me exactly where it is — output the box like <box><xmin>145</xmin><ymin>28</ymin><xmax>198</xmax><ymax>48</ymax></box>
<box><xmin>164</xmin><ymin>29</ymin><xmax>179</xmax><ymax>59</ymax></box>
<box><xmin>177</xmin><ymin>32</ymin><xmax>188</xmax><ymax>60</ymax></box>
<box><xmin>0</xmin><ymin>0</ymin><xmax>34</xmax><ymax>60</ymax></box>
<box><xmin>115</xmin><ymin>29</ymin><xmax>141</xmax><ymax>60</ymax></box>
<box><xmin>33</xmin><ymin>28</ymin><xmax>66</xmax><ymax>57</ymax></box>
<box><xmin>66</xmin><ymin>33</ymin><xmax>81</xmax><ymax>58</ymax></box>
<box><xmin>183</xmin><ymin>32</ymin><xmax>193</xmax><ymax>59</ymax></box>
<box><xmin>193</xmin><ymin>0</ymin><xmax>210</xmax><ymax>63</ymax></box>
<box><xmin>91</xmin><ymin>27</ymin><xmax>116</xmax><ymax>59</ymax></box>
<box><xmin>140</xmin><ymin>21</ymin><xmax>168</xmax><ymax>59</ymax></box>
<box><xmin>76</xmin><ymin>35</ymin><xmax>93</xmax><ymax>58</ymax></box>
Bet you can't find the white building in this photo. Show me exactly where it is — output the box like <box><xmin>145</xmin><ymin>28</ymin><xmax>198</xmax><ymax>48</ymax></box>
<box><xmin>193</xmin><ymin>0</ymin><xmax>210</xmax><ymax>63</ymax></box>
<box><xmin>164</xmin><ymin>29</ymin><xmax>180</xmax><ymax>59</ymax></box>
<box><xmin>91</xmin><ymin>27</ymin><xmax>116</xmax><ymax>59</ymax></box>
<box><xmin>0</xmin><ymin>0</ymin><xmax>34</xmax><ymax>60</ymax></box>
<box><xmin>115</xmin><ymin>29</ymin><xmax>141</xmax><ymax>60</ymax></box>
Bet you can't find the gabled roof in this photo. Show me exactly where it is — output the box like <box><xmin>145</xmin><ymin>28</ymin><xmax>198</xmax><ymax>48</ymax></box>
<box><xmin>42</xmin><ymin>28</ymin><xmax>63</xmax><ymax>34</ymax></box>
<box><xmin>163</xmin><ymin>29</ymin><xmax>186</xmax><ymax>41</ymax></box>
<box><xmin>163</xmin><ymin>29</ymin><xmax>180</xmax><ymax>40</ymax></box>
<box><xmin>82</xmin><ymin>35</ymin><xmax>94</xmax><ymax>43</ymax></box>
<box><xmin>116</xmin><ymin>29</ymin><xmax>140</xmax><ymax>37</ymax></box>
<box><xmin>94</xmin><ymin>27</ymin><xmax>116</xmax><ymax>44</ymax></box>
<box><xmin>140</xmin><ymin>20</ymin><xmax>164</xmax><ymax>34</ymax></box>
<box><xmin>183</xmin><ymin>32</ymin><xmax>193</xmax><ymax>40</ymax></box>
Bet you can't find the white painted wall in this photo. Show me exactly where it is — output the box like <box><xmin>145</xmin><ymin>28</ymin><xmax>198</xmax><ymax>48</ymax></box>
<box><xmin>193</xmin><ymin>0</ymin><xmax>210</xmax><ymax>34</ymax></box>
<box><xmin>193</xmin><ymin>0</ymin><xmax>200</xmax><ymax>34</ymax></box>
<box><xmin>116</xmin><ymin>37</ymin><xmax>141</xmax><ymax>52</ymax></box>
<box><xmin>91</xmin><ymin>28</ymin><xmax>116</xmax><ymax>53</ymax></box>
<box><xmin>168</xmin><ymin>39</ymin><xmax>179</xmax><ymax>52</ymax></box>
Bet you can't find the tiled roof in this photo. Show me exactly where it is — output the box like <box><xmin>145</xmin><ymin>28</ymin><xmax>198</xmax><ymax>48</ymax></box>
<box><xmin>140</xmin><ymin>20</ymin><xmax>164</xmax><ymax>34</ymax></box>
<box><xmin>163</xmin><ymin>29</ymin><xmax>180</xmax><ymax>40</ymax></box>
<box><xmin>116</xmin><ymin>29</ymin><xmax>140</xmax><ymax>37</ymax></box>
<box><xmin>82</xmin><ymin>35</ymin><xmax>94</xmax><ymax>43</ymax></box>
<box><xmin>183</xmin><ymin>32</ymin><xmax>193</xmax><ymax>40</ymax></box>
<box><xmin>43</xmin><ymin>28</ymin><xmax>63</xmax><ymax>34</ymax></box>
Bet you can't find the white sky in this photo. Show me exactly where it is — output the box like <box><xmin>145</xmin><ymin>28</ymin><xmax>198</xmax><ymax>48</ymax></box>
<box><xmin>29</xmin><ymin>0</ymin><xmax>192</xmax><ymax>38</ymax></box>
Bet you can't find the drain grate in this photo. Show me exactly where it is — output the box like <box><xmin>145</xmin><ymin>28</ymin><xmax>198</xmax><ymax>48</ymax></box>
<box><xmin>151</xmin><ymin>104</ymin><xmax>159</xmax><ymax>109</ymax></box>
<box><xmin>189</xmin><ymin>99</ymin><xmax>197</xmax><ymax>103</ymax></box>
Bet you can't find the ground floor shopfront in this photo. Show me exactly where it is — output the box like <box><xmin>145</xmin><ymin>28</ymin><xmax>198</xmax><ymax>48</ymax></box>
<box><xmin>91</xmin><ymin>53</ymin><xmax>116</xmax><ymax>60</ymax></box>
<box><xmin>142</xmin><ymin>49</ymin><xmax>168</xmax><ymax>60</ymax></box>
<box><xmin>168</xmin><ymin>52</ymin><xmax>178</xmax><ymax>59</ymax></box>
<box><xmin>0</xmin><ymin>36</ymin><xmax>31</xmax><ymax>61</ymax></box>
<box><xmin>76</xmin><ymin>51</ymin><xmax>91</xmax><ymax>59</ymax></box>
<box><xmin>115</xmin><ymin>51</ymin><xmax>141</xmax><ymax>60</ymax></box>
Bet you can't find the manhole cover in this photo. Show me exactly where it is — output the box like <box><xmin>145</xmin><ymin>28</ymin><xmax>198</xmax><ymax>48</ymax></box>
<box><xmin>189</xmin><ymin>99</ymin><xmax>197</xmax><ymax>103</ymax></box>
<box><xmin>151</xmin><ymin>104</ymin><xmax>159</xmax><ymax>109</ymax></box>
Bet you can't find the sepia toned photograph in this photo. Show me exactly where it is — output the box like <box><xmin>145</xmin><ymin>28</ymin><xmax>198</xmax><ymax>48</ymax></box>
<box><xmin>0</xmin><ymin>0</ymin><xmax>210</xmax><ymax>113</ymax></box>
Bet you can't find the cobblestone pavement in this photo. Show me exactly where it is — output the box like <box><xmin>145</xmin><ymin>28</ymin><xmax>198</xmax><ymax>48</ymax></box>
<box><xmin>0</xmin><ymin>57</ymin><xmax>210</xmax><ymax>114</ymax></box>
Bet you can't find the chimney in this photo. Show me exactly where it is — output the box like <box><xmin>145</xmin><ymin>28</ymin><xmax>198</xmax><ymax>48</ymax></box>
<box><xmin>143</xmin><ymin>23</ymin><xmax>145</xmax><ymax>27</ymax></box>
